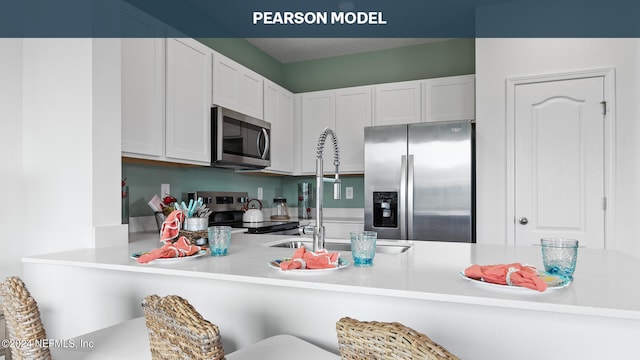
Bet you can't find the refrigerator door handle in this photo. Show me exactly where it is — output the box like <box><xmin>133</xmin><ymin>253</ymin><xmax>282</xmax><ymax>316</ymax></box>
<box><xmin>400</xmin><ymin>155</ymin><xmax>407</xmax><ymax>239</ymax></box>
<box><xmin>407</xmin><ymin>154</ymin><xmax>414</xmax><ymax>239</ymax></box>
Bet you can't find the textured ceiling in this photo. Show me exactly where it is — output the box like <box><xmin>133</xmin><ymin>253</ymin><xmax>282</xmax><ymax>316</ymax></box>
<box><xmin>245</xmin><ymin>38</ymin><xmax>447</xmax><ymax>63</ymax></box>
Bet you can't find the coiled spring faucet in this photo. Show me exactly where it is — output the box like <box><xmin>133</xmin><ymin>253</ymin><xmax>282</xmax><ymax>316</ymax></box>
<box><xmin>313</xmin><ymin>127</ymin><xmax>341</xmax><ymax>252</ymax></box>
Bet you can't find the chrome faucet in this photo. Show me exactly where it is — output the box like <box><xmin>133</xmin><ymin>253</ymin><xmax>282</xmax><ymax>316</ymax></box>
<box><xmin>313</xmin><ymin>128</ymin><xmax>341</xmax><ymax>252</ymax></box>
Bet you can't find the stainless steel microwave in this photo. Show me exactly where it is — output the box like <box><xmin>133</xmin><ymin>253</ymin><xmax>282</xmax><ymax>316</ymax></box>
<box><xmin>211</xmin><ymin>106</ymin><xmax>271</xmax><ymax>169</ymax></box>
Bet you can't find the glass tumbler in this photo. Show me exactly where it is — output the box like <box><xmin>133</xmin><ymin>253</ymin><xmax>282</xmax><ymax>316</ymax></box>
<box><xmin>540</xmin><ymin>238</ymin><xmax>579</xmax><ymax>279</ymax></box>
<box><xmin>208</xmin><ymin>226</ymin><xmax>232</xmax><ymax>256</ymax></box>
<box><xmin>350</xmin><ymin>231</ymin><xmax>377</xmax><ymax>267</ymax></box>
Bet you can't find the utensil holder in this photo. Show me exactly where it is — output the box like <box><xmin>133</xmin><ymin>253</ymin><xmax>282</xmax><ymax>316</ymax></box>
<box><xmin>154</xmin><ymin>212</ymin><xmax>166</xmax><ymax>232</ymax></box>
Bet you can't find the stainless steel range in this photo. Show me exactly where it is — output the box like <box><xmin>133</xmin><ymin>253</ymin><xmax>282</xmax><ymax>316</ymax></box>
<box><xmin>187</xmin><ymin>191</ymin><xmax>300</xmax><ymax>235</ymax></box>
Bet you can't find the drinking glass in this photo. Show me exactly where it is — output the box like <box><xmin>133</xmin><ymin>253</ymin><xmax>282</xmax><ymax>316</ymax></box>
<box><xmin>350</xmin><ymin>231</ymin><xmax>377</xmax><ymax>267</ymax></box>
<box><xmin>208</xmin><ymin>226</ymin><xmax>231</xmax><ymax>256</ymax></box>
<box><xmin>540</xmin><ymin>238</ymin><xmax>579</xmax><ymax>279</ymax></box>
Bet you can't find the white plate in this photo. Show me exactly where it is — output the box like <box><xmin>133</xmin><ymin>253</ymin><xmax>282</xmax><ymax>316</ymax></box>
<box><xmin>459</xmin><ymin>272</ymin><xmax>571</xmax><ymax>293</ymax></box>
<box><xmin>131</xmin><ymin>249</ymin><xmax>207</xmax><ymax>263</ymax></box>
<box><xmin>268</xmin><ymin>258</ymin><xmax>349</xmax><ymax>273</ymax></box>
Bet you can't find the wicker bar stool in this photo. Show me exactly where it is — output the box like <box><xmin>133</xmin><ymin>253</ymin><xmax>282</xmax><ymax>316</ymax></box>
<box><xmin>335</xmin><ymin>317</ymin><xmax>459</xmax><ymax>360</ymax></box>
<box><xmin>142</xmin><ymin>294</ymin><xmax>340</xmax><ymax>360</ymax></box>
<box><xmin>142</xmin><ymin>294</ymin><xmax>225</xmax><ymax>360</ymax></box>
<box><xmin>0</xmin><ymin>277</ymin><xmax>50</xmax><ymax>360</ymax></box>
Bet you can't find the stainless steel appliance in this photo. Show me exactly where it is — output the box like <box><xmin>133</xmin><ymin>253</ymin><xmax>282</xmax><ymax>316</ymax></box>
<box><xmin>211</xmin><ymin>106</ymin><xmax>271</xmax><ymax>169</ymax></box>
<box><xmin>364</xmin><ymin>120</ymin><xmax>475</xmax><ymax>242</ymax></box>
<box><xmin>187</xmin><ymin>191</ymin><xmax>300</xmax><ymax>235</ymax></box>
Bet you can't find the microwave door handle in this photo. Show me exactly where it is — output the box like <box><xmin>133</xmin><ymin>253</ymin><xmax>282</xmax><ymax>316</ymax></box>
<box><xmin>260</xmin><ymin>128</ymin><xmax>270</xmax><ymax>159</ymax></box>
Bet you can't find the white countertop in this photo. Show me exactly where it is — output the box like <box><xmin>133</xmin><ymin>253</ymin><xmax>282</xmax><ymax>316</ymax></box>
<box><xmin>23</xmin><ymin>232</ymin><xmax>640</xmax><ymax>321</ymax></box>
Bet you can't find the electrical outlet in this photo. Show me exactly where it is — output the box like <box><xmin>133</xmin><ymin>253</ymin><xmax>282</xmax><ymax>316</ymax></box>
<box><xmin>257</xmin><ymin>187</ymin><xmax>263</xmax><ymax>200</ymax></box>
<box><xmin>161</xmin><ymin>183</ymin><xmax>171</xmax><ymax>197</ymax></box>
<box><xmin>345</xmin><ymin>187</ymin><xmax>354</xmax><ymax>200</ymax></box>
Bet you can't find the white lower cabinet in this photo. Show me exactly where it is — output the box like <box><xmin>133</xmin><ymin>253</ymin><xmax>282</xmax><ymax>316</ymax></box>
<box><xmin>264</xmin><ymin>79</ymin><xmax>295</xmax><ymax>174</ymax></box>
<box><xmin>324</xmin><ymin>221</ymin><xmax>364</xmax><ymax>239</ymax></box>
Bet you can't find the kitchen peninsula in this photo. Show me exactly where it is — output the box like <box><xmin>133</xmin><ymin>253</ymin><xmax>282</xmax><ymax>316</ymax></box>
<box><xmin>22</xmin><ymin>232</ymin><xmax>640</xmax><ymax>359</ymax></box>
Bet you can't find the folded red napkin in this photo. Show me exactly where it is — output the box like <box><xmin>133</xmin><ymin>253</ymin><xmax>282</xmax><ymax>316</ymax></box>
<box><xmin>137</xmin><ymin>236</ymin><xmax>201</xmax><ymax>264</ymax></box>
<box><xmin>160</xmin><ymin>210</ymin><xmax>185</xmax><ymax>243</ymax></box>
<box><xmin>280</xmin><ymin>246</ymin><xmax>340</xmax><ymax>270</ymax></box>
<box><xmin>464</xmin><ymin>263</ymin><xmax>548</xmax><ymax>292</ymax></box>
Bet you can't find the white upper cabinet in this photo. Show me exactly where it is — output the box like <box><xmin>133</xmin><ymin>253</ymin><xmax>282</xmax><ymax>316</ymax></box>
<box><xmin>422</xmin><ymin>74</ymin><xmax>475</xmax><ymax>122</ymax></box>
<box><xmin>120</xmin><ymin>6</ymin><xmax>213</xmax><ymax>165</ymax></box>
<box><xmin>264</xmin><ymin>79</ymin><xmax>295</xmax><ymax>174</ymax></box>
<box><xmin>165</xmin><ymin>38</ymin><xmax>212</xmax><ymax>164</ymax></box>
<box><xmin>301</xmin><ymin>90</ymin><xmax>336</xmax><ymax>174</ymax></box>
<box><xmin>212</xmin><ymin>52</ymin><xmax>264</xmax><ymax>119</ymax></box>
<box><xmin>373</xmin><ymin>80</ymin><xmax>422</xmax><ymax>126</ymax></box>
<box><xmin>299</xmin><ymin>86</ymin><xmax>372</xmax><ymax>174</ymax></box>
<box><xmin>121</xmin><ymin>4</ymin><xmax>165</xmax><ymax>158</ymax></box>
<box><xmin>336</xmin><ymin>86</ymin><xmax>372</xmax><ymax>173</ymax></box>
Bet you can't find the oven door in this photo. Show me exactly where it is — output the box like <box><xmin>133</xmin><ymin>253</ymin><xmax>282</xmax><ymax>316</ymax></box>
<box><xmin>212</xmin><ymin>106</ymin><xmax>271</xmax><ymax>169</ymax></box>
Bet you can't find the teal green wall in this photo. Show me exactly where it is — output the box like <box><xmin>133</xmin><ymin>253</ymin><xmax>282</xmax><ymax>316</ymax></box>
<box><xmin>123</xmin><ymin>162</ymin><xmax>284</xmax><ymax>217</ymax></box>
<box><xmin>123</xmin><ymin>162</ymin><xmax>364</xmax><ymax>217</ymax></box>
<box><xmin>283</xmin><ymin>38</ymin><xmax>475</xmax><ymax>93</ymax></box>
<box><xmin>125</xmin><ymin>38</ymin><xmax>474</xmax><ymax>216</ymax></box>
<box><xmin>282</xmin><ymin>176</ymin><xmax>365</xmax><ymax>211</ymax></box>
<box><xmin>197</xmin><ymin>38</ymin><xmax>475</xmax><ymax>93</ymax></box>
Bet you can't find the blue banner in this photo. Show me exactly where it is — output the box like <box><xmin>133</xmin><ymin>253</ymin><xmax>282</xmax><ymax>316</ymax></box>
<box><xmin>0</xmin><ymin>0</ymin><xmax>639</xmax><ymax>37</ymax></box>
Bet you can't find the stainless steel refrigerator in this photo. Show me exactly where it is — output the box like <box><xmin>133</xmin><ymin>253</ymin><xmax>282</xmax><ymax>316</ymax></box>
<box><xmin>364</xmin><ymin>120</ymin><xmax>475</xmax><ymax>242</ymax></box>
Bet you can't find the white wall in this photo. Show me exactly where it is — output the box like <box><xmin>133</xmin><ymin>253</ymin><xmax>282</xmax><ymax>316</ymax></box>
<box><xmin>0</xmin><ymin>39</ymin><xmax>24</xmax><ymax>278</ymax></box>
<box><xmin>0</xmin><ymin>39</ymin><xmax>126</xmax><ymax>279</ymax></box>
<box><xmin>475</xmin><ymin>38</ymin><xmax>640</xmax><ymax>257</ymax></box>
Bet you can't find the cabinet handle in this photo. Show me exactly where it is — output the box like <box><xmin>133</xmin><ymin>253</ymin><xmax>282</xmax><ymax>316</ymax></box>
<box><xmin>518</xmin><ymin>217</ymin><xmax>529</xmax><ymax>225</ymax></box>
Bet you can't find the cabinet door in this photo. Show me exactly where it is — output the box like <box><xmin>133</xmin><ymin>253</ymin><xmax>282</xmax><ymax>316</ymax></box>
<box><xmin>241</xmin><ymin>68</ymin><xmax>264</xmax><ymax>119</ymax></box>
<box><xmin>165</xmin><ymin>38</ymin><xmax>211</xmax><ymax>164</ymax></box>
<box><xmin>423</xmin><ymin>75</ymin><xmax>475</xmax><ymax>122</ymax></box>
<box><xmin>213</xmin><ymin>52</ymin><xmax>264</xmax><ymax>119</ymax></box>
<box><xmin>212</xmin><ymin>52</ymin><xmax>241</xmax><ymax>111</ymax></box>
<box><xmin>374</xmin><ymin>80</ymin><xmax>421</xmax><ymax>126</ymax></box>
<box><xmin>264</xmin><ymin>80</ymin><xmax>294</xmax><ymax>173</ymax></box>
<box><xmin>301</xmin><ymin>90</ymin><xmax>336</xmax><ymax>174</ymax></box>
<box><xmin>121</xmin><ymin>5</ymin><xmax>165</xmax><ymax>157</ymax></box>
<box><xmin>336</xmin><ymin>86</ymin><xmax>372</xmax><ymax>173</ymax></box>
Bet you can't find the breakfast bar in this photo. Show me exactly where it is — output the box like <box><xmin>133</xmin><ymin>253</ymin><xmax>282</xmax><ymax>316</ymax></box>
<box><xmin>21</xmin><ymin>232</ymin><xmax>640</xmax><ymax>359</ymax></box>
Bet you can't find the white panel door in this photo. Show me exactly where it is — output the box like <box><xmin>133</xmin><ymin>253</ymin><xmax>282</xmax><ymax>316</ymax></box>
<box><xmin>165</xmin><ymin>38</ymin><xmax>211</xmax><ymax>164</ymax></box>
<box><xmin>374</xmin><ymin>80</ymin><xmax>421</xmax><ymax>126</ymax></box>
<box><xmin>336</xmin><ymin>86</ymin><xmax>372</xmax><ymax>173</ymax></box>
<box><xmin>514</xmin><ymin>77</ymin><xmax>605</xmax><ymax>248</ymax></box>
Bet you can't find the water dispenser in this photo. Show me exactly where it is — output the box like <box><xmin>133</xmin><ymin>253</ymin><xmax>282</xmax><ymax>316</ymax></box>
<box><xmin>373</xmin><ymin>191</ymin><xmax>398</xmax><ymax>228</ymax></box>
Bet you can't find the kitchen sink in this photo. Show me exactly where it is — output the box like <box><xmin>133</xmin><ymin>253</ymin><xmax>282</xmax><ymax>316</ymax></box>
<box><xmin>264</xmin><ymin>238</ymin><xmax>412</xmax><ymax>254</ymax></box>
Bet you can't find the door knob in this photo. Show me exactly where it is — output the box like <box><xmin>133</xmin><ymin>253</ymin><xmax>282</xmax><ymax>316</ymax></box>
<box><xmin>518</xmin><ymin>217</ymin><xmax>529</xmax><ymax>225</ymax></box>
